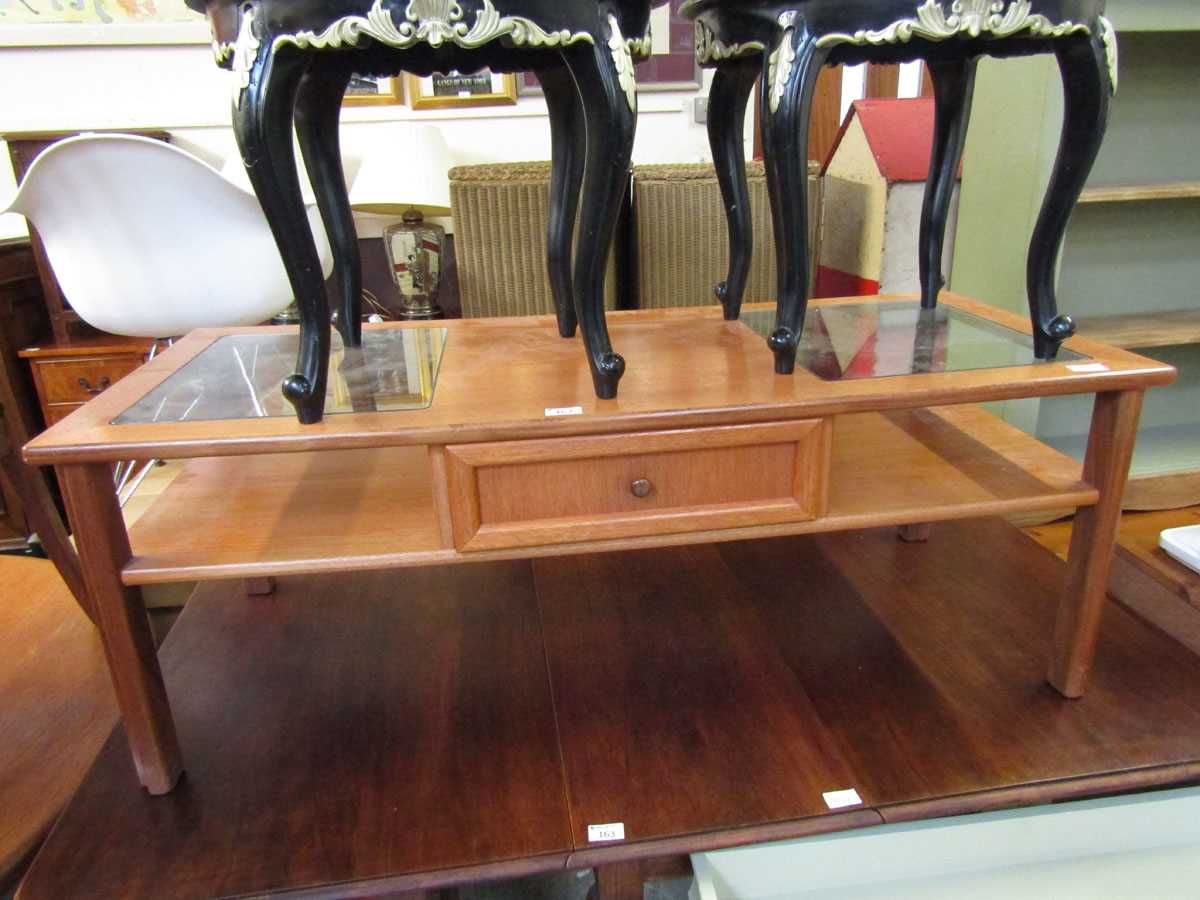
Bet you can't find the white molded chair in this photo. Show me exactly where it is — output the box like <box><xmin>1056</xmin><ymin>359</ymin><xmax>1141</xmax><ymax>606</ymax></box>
<box><xmin>3</xmin><ymin>133</ymin><xmax>334</xmax><ymax>503</ymax></box>
<box><xmin>2</xmin><ymin>133</ymin><xmax>332</xmax><ymax>338</ymax></box>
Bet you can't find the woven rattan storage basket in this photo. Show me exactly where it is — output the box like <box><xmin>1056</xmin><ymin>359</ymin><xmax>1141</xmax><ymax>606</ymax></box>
<box><xmin>631</xmin><ymin>161</ymin><xmax>821</xmax><ymax>309</ymax></box>
<box><xmin>449</xmin><ymin>162</ymin><xmax>615</xmax><ymax>319</ymax></box>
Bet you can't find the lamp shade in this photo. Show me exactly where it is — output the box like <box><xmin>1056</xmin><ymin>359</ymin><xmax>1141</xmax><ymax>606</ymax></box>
<box><xmin>349</xmin><ymin>124</ymin><xmax>452</xmax><ymax>217</ymax></box>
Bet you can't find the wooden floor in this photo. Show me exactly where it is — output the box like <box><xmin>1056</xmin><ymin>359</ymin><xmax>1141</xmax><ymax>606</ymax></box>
<box><xmin>20</xmin><ymin>518</ymin><xmax>1200</xmax><ymax>899</ymax></box>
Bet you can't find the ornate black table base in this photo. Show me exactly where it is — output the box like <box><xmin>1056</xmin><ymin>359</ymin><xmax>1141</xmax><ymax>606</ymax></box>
<box><xmin>686</xmin><ymin>0</ymin><xmax>1116</xmax><ymax>374</ymax></box>
<box><xmin>194</xmin><ymin>0</ymin><xmax>653</xmax><ymax>422</ymax></box>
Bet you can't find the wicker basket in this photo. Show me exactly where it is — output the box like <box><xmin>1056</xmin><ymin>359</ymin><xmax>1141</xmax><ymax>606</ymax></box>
<box><xmin>449</xmin><ymin>162</ymin><xmax>616</xmax><ymax>319</ymax></box>
<box><xmin>631</xmin><ymin>161</ymin><xmax>822</xmax><ymax>309</ymax></box>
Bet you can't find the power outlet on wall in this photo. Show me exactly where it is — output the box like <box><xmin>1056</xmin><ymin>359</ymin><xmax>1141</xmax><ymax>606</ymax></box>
<box><xmin>693</xmin><ymin>96</ymin><xmax>708</xmax><ymax>124</ymax></box>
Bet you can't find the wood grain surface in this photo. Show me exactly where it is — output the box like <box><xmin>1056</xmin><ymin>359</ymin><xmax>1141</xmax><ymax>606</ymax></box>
<box><xmin>0</xmin><ymin>557</ymin><xmax>115</xmax><ymax>891</ymax></box>
<box><xmin>1028</xmin><ymin>507</ymin><xmax>1200</xmax><ymax>659</ymax></box>
<box><xmin>30</xmin><ymin>355</ymin><xmax>142</xmax><ymax>405</ymax></box>
<box><xmin>541</xmin><ymin>518</ymin><xmax>1200</xmax><ymax>856</ymax></box>
<box><xmin>21</xmin><ymin>519</ymin><xmax>1200</xmax><ymax>899</ymax></box>
<box><xmin>18</xmin><ymin>564</ymin><xmax>571</xmax><ymax>900</ymax></box>
<box><xmin>1051</xmin><ymin>391</ymin><xmax>1144</xmax><ymax>697</ymax></box>
<box><xmin>1122</xmin><ymin>470</ymin><xmax>1200</xmax><ymax>513</ymax></box>
<box><xmin>445</xmin><ymin>421</ymin><xmax>827</xmax><ymax>551</ymax></box>
<box><xmin>121</xmin><ymin>405</ymin><xmax>1095</xmax><ymax>584</ymax></box>
<box><xmin>22</xmin><ymin>296</ymin><xmax>1175</xmax><ymax>466</ymax></box>
<box><xmin>1114</xmin><ymin>507</ymin><xmax>1200</xmax><ymax>609</ymax></box>
<box><xmin>58</xmin><ymin>463</ymin><xmax>181</xmax><ymax>795</ymax></box>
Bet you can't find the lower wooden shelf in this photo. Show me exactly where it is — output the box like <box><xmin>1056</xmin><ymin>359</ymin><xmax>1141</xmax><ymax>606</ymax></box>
<box><xmin>121</xmin><ymin>404</ymin><xmax>1095</xmax><ymax>585</ymax></box>
<box><xmin>22</xmin><ymin>518</ymin><xmax>1200</xmax><ymax>899</ymax></box>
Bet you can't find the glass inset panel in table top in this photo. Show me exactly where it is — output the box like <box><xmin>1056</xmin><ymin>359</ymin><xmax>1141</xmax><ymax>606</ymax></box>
<box><xmin>115</xmin><ymin>328</ymin><xmax>447</xmax><ymax>424</ymax></box>
<box><xmin>739</xmin><ymin>301</ymin><xmax>1085</xmax><ymax>380</ymax></box>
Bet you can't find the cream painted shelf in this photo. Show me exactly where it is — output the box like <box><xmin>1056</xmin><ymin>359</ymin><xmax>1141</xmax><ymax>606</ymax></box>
<box><xmin>1075</xmin><ymin>310</ymin><xmax>1200</xmax><ymax>350</ymax></box>
<box><xmin>1078</xmin><ymin>182</ymin><xmax>1200</xmax><ymax>204</ymax></box>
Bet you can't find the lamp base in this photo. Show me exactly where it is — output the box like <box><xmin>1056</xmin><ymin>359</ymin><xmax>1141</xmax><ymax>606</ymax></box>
<box><xmin>384</xmin><ymin>211</ymin><xmax>446</xmax><ymax>324</ymax></box>
<box><xmin>398</xmin><ymin>302</ymin><xmax>444</xmax><ymax>321</ymax></box>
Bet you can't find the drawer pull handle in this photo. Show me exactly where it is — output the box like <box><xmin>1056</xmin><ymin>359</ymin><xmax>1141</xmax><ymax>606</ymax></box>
<box><xmin>630</xmin><ymin>478</ymin><xmax>653</xmax><ymax>499</ymax></box>
<box><xmin>78</xmin><ymin>376</ymin><xmax>111</xmax><ymax>396</ymax></box>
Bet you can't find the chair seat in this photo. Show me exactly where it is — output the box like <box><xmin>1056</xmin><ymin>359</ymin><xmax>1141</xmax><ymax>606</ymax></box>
<box><xmin>0</xmin><ymin>556</ymin><xmax>116</xmax><ymax>889</ymax></box>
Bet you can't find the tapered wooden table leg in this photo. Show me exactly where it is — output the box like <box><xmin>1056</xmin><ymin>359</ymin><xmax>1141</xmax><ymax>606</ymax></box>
<box><xmin>1049</xmin><ymin>390</ymin><xmax>1144</xmax><ymax>698</ymax></box>
<box><xmin>58</xmin><ymin>462</ymin><xmax>182</xmax><ymax>794</ymax></box>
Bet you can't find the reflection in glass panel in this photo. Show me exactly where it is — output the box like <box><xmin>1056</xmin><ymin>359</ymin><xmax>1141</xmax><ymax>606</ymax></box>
<box><xmin>115</xmin><ymin>328</ymin><xmax>447</xmax><ymax>424</ymax></box>
<box><xmin>740</xmin><ymin>301</ymin><xmax>1085</xmax><ymax>381</ymax></box>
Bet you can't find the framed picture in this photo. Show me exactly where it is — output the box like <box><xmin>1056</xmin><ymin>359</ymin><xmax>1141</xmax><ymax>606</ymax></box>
<box><xmin>343</xmin><ymin>74</ymin><xmax>405</xmax><ymax>107</ymax></box>
<box><xmin>0</xmin><ymin>0</ymin><xmax>208</xmax><ymax>46</ymax></box>
<box><xmin>405</xmin><ymin>71</ymin><xmax>518</xmax><ymax>110</ymax></box>
<box><xmin>518</xmin><ymin>0</ymin><xmax>700</xmax><ymax>96</ymax></box>
<box><xmin>636</xmin><ymin>0</ymin><xmax>702</xmax><ymax>92</ymax></box>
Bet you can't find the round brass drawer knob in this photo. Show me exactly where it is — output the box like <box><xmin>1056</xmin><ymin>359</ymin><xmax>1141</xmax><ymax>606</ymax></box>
<box><xmin>630</xmin><ymin>478</ymin><xmax>653</xmax><ymax>499</ymax></box>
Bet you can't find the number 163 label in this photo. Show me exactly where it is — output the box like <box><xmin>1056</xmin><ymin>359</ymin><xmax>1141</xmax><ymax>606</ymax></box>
<box><xmin>587</xmin><ymin>822</ymin><xmax>625</xmax><ymax>842</ymax></box>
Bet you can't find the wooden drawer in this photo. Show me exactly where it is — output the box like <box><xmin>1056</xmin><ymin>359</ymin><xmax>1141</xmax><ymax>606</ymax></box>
<box><xmin>43</xmin><ymin>403</ymin><xmax>83</xmax><ymax>426</ymax></box>
<box><xmin>441</xmin><ymin>420</ymin><xmax>831</xmax><ymax>552</ymax></box>
<box><xmin>33</xmin><ymin>355</ymin><xmax>142</xmax><ymax>404</ymax></box>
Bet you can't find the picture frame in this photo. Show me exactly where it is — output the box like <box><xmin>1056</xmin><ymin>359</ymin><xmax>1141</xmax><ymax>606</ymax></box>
<box><xmin>0</xmin><ymin>0</ymin><xmax>208</xmax><ymax>46</ymax></box>
<box><xmin>343</xmin><ymin>75</ymin><xmax>405</xmax><ymax>107</ymax></box>
<box><xmin>405</xmin><ymin>71</ymin><xmax>518</xmax><ymax>110</ymax></box>
<box><xmin>519</xmin><ymin>0</ymin><xmax>700</xmax><ymax>96</ymax></box>
<box><xmin>636</xmin><ymin>0</ymin><xmax>703</xmax><ymax>92</ymax></box>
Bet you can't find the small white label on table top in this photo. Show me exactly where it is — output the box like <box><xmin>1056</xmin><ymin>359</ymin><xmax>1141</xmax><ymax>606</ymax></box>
<box><xmin>1067</xmin><ymin>363</ymin><xmax>1109</xmax><ymax>373</ymax></box>
<box><xmin>822</xmin><ymin>789</ymin><xmax>863</xmax><ymax>810</ymax></box>
<box><xmin>545</xmin><ymin>406</ymin><xmax>584</xmax><ymax>417</ymax></box>
<box><xmin>587</xmin><ymin>822</ymin><xmax>625</xmax><ymax>842</ymax></box>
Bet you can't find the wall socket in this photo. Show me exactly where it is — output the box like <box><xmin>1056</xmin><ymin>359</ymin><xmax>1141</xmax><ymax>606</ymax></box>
<box><xmin>693</xmin><ymin>96</ymin><xmax>708</xmax><ymax>124</ymax></box>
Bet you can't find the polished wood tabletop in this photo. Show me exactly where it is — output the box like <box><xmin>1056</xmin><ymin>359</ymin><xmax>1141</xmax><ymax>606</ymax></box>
<box><xmin>19</xmin><ymin>519</ymin><xmax>1200</xmax><ymax>899</ymax></box>
<box><xmin>22</xmin><ymin>295</ymin><xmax>1174</xmax><ymax>466</ymax></box>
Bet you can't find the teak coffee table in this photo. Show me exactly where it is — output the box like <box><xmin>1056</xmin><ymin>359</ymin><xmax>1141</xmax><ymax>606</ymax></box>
<box><xmin>23</xmin><ymin>295</ymin><xmax>1173</xmax><ymax>803</ymax></box>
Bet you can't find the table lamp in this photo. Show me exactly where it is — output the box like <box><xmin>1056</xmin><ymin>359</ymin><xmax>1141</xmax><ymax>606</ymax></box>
<box><xmin>350</xmin><ymin>124</ymin><xmax>453</xmax><ymax>320</ymax></box>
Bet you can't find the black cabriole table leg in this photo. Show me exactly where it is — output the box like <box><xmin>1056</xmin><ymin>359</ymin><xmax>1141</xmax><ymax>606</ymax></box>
<box><xmin>296</xmin><ymin>54</ymin><xmax>363</xmax><ymax>350</ymax></box>
<box><xmin>920</xmin><ymin>58</ymin><xmax>976</xmax><ymax>310</ymax></box>
<box><xmin>759</xmin><ymin>18</ymin><xmax>829</xmax><ymax>375</ymax></box>
<box><xmin>686</xmin><ymin>0</ymin><xmax>1116</xmax><ymax>375</ymax></box>
<box><xmin>561</xmin><ymin>30</ymin><xmax>637</xmax><ymax>400</ymax></box>
<box><xmin>709</xmin><ymin>55</ymin><xmax>760</xmax><ymax>321</ymax></box>
<box><xmin>1028</xmin><ymin>29</ymin><xmax>1113</xmax><ymax>359</ymax></box>
<box><xmin>198</xmin><ymin>0</ymin><xmax>655</xmax><ymax>422</ymax></box>
<box><xmin>233</xmin><ymin>40</ymin><xmax>331</xmax><ymax>426</ymax></box>
<box><xmin>539</xmin><ymin>64</ymin><xmax>587</xmax><ymax>340</ymax></box>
